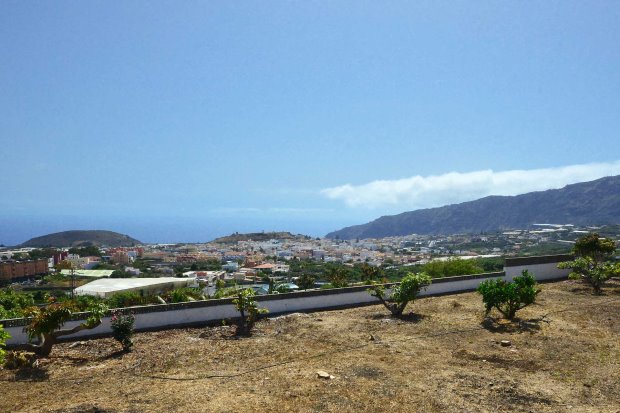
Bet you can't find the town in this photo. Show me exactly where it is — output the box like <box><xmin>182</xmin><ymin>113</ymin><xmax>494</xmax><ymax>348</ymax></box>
<box><xmin>1</xmin><ymin>224</ymin><xmax>618</xmax><ymax>303</ymax></box>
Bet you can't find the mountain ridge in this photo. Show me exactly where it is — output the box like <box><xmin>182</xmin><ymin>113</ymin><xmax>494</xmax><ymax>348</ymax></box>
<box><xmin>325</xmin><ymin>175</ymin><xmax>620</xmax><ymax>239</ymax></box>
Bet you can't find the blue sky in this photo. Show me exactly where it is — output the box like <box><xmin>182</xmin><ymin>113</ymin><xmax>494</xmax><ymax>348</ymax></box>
<box><xmin>1</xmin><ymin>1</ymin><xmax>620</xmax><ymax>245</ymax></box>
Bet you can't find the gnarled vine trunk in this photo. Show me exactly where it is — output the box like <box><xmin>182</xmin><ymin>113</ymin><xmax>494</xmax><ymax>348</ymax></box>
<box><xmin>19</xmin><ymin>320</ymin><xmax>101</xmax><ymax>357</ymax></box>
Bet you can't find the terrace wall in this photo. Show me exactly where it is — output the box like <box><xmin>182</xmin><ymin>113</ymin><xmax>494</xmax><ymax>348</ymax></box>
<box><xmin>504</xmin><ymin>254</ymin><xmax>572</xmax><ymax>281</ymax></box>
<box><xmin>2</xmin><ymin>255</ymin><xmax>571</xmax><ymax>346</ymax></box>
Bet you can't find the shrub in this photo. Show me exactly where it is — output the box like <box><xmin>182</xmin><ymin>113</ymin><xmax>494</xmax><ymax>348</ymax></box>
<box><xmin>0</xmin><ymin>323</ymin><xmax>9</xmax><ymax>365</ymax></box>
<box><xmin>232</xmin><ymin>288</ymin><xmax>268</xmax><ymax>336</ymax></box>
<box><xmin>559</xmin><ymin>258</ymin><xmax>618</xmax><ymax>295</ymax></box>
<box><xmin>110</xmin><ymin>310</ymin><xmax>135</xmax><ymax>352</ymax></box>
<box><xmin>477</xmin><ymin>270</ymin><xmax>539</xmax><ymax>320</ymax></box>
<box><xmin>368</xmin><ymin>272</ymin><xmax>432</xmax><ymax>316</ymax></box>
<box><xmin>22</xmin><ymin>301</ymin><xmax>108</xmax><ymax>356</ymax></box>
<box><xmin>558</xmin><ymin>233</ymin><xmax>619</xmax><ymax>295</ymax></box>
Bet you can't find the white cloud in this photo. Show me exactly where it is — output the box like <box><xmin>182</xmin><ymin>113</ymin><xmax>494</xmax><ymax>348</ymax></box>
<box><xmin>321</xmin><ymin>161</ymin><xmax>620</xmax><ymax>209</ymax></box>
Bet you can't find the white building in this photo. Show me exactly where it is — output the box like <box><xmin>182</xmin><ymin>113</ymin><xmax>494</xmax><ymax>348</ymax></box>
<box><xmin>74</xmin><ymin>277</ymin><xmax>195</xmax><ymax>298</ymax></box>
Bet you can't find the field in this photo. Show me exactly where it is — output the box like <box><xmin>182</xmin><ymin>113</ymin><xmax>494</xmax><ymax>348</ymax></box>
<box><xmin>1</xmin><ymin>279</ymin><xmax>619</xmax><ymax>413</ymax></box>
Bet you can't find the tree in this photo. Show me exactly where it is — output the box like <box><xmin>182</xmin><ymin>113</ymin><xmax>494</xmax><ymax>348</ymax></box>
<box><xmin>573</xmin><ymin>233</ymin><xmax>616</xmax><ymax>262</ymax></box>
<box><xmin>368</xmin><ymin>272</ymin><xmax>432</xmax><ymax>316</ymax></box>
<box><xmin>359</xmin><ymin>263</ymin><xmax>381</xmax><ymax>283</ymax></box>
<box><xmin>559</xmin><ymin>258</ymin><xmax>618</xmax><ymax>295</ymax></box>
<box><xmin>28</xmin><ymin>248</ymin><xmax>58</xmax><ymax>260</ymax></box>
<box><xmin>232</xmin><ymin>288</ymin><xmax>267</xmax><ymax>336</ymax></box>
<box><xmin>20</xmin><ymin>301</ymin><xmax>108</xmax><ymax>356</ymax></box>
<box><xmin>55</xmin><ymin>260</ymin><xmax>74</xmax><ymax>271</ymax></box>
<box><xmin>558</xmin><ymin>233</ymin><xmax>619</xmax><ymax>294</ymax></box>
<box><xmin>68</xmin><ymin>246</ymin><xmax>102</xmax><ymax>257</ymax></box>
<box><xmin>477</xmin><ymin>270</ymin><xmax>539</xmax><ymax>320</ymax></box>
<box><xmin>215</xmin><ymin>278</ymin><xmax>226</xmax><ymax>292</ymax></box>
<box><xmin>325</xmin><ymin>266</ymin><xmax>349</xmax><ymax>288</ymax></box>
<box><xmin>110</xmin><ymin>269</ymin><xmax>132</xmax><ymax>278</ymax></box>
<box><xmin>10</xmin><ymin>252</ymin><xmax>28</xmax><ymax>261</ymax></box>
<box><xmin>297</xmin><ymin>273</ymin><xmax>317</xmax><ymax>290</ymax></box>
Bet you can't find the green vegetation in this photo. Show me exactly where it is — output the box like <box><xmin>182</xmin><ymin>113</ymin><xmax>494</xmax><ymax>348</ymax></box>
<box><xmin>476</xmin><ymin>257</ymin><xmax>505</xmax><ymax>272</ymax></box>
<box><xmin>296</xmin><ymin>272</ymin><xmax>317</xmax><ymax>290</ymax></box>
<box><xmin>162</xmin><ymin>287</ymin><xmax>204</xmax><ymax>303</ymax></box>
<box><xmin>68</xmin><ymin>246</ymin><xmax>102</xmax><ymax>257</ymax></box>
<box><xmin>325</xmin><ymin>265</ymin><xmax>349</xmax><ymax>288</ymax></box>
<box><xmin>110</xmin><ymin>269</ymin><xmax>133</xmax><ymax>278</ymax></box>
<box><xmin>0</xmin><ymin>323</ymin><xmax>9</xmax><ymax>365</ymax></box>
<box><xmin>368</xmin><ymin>272</ymin><xmax>432</xmax><ymax>316</ymax></box>
<box><xmin>477</xmin><ymin>270</ymin><xmax>539</xmax><ymax>320</ymax></box>
<box><xmin>189</xmin><ymin>259</ymin><xmax>222</xmax><ymax>271</ymax></box>
<box><xmin>518</xmin><ymin>242</ymin><xmax>572</xmax><ymax>256</ymax></box>
<box><xmin>420</xmin><ymin>258</ymin><xmax>484</xmax><ymax>278</ymax></box>
<box><xmin>573</xmin><ymin>232</ymin><xmax>616</xmax><ymax>261</ymax></box>
<box><xmin>27</xmin><ymin>248</ymin><xmax>58</xmax><ymax>260</ymax></box>
<box><xmin>232</xmin><ymin>288</ymin><xmax>267</xmax><ymax>336</ymax></box>
<box><xmin>0</xmin><ymin>288</ymin><xmax>35</xmax><ymax>319</ymax></box>
<box><xmin>558</xmin><ymin>233</ymin><xmax>619</xmax><ymax>295</ymax></box>
<box><xmin>289</xmin><ymin>256</ymin><xmax>500</xmax><ymax>290</ymax></box>
<box><xmin>359</xmin><ymin>263</ymin><xmax>382</xmax><ymax>283</ymax></box>
<box><xmin>22</xmin><ymin>301</ymin><xmax>108</xmax><ymax>356</ymax></box>
<box><xmin>106</xmin><ymin>291</ymin><xmax>160</xmax><ymax>308</ymax></box>
<box><xmin>110</xmin><ymin>310</ymin><xmax>135</xmax><ymax>352</ymax></box>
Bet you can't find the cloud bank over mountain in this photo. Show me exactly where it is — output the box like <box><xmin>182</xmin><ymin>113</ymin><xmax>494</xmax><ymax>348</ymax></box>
<box><xmin>322</xmin><ymin>161</ymin><xmax>620</xmax><ymax>209</ymax></box>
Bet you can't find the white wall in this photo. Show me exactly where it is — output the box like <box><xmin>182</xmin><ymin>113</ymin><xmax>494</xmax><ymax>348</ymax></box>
<box><xmin>3</xmin><ymin>259</ymin><xmax>569</xmax><ymax>346</ymax></box>
<box><xmin>505</xmin><ymin>262</ymin><xmax>569</xmax><ymax>281</ymax></box>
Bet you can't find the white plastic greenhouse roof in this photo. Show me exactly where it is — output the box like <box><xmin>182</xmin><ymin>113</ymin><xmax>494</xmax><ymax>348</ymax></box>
<box><xmin>74</xmin><ymin>277</ymin><xmax>191</xmax><ymax>296</ymax></box>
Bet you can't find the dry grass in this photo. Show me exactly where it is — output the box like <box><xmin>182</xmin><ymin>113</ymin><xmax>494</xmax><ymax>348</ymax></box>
<box><xmin>1</xmin><ymin>279</ymin><xmax>619</xmax><ymax>413</ymax></box>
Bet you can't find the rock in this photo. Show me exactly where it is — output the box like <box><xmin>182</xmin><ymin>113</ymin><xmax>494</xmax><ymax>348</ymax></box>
<box><xmin>500</xmin><ymin>340</ymin><xmax>512</xmax><ymax>347</ymax></box>
<box><xmin>317</xmin><ymin>371</ymin><xmax>335</xmax><ymax>380</ymax></box>
<box><xmin>69</xmin><ymin>341</ymin><xmax>86</xmax><ymax>348</ymax></box>
<box><xmin>273</xmin><ymin>313</ymin><xmax>309</xmax><ymax>321</ymax></box>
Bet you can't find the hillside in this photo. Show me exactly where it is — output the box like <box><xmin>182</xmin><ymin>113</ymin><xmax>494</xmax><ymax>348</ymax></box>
<box><xmin>212</xmin><ymin>231</ymin><xmax>310</xmax><ymax>244</ymax></box>
<box><xmin>326</xmin><ymin>175</ymin><xmax>620</xmax><ymax>239</ymax></box>
<box><xmin>21</xmin><ymin>230</ymin><xmax>141</xmax><ymax>248</ymax></box>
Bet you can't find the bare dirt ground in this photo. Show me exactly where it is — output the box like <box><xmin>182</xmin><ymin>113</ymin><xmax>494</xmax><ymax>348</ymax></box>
<box><xmin>1</xmin><ymin>279</ymin><xmax>619</xmax><ymax>413</ymax></box>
